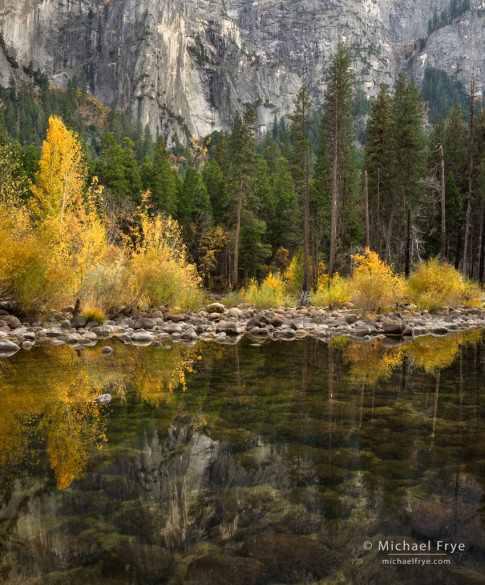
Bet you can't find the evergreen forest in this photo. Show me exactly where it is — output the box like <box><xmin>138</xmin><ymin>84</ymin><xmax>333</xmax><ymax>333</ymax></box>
<box><xmin>0</xmin><ymin>45</ymin><xmax>484</xmax><ymax>315</ymax></box>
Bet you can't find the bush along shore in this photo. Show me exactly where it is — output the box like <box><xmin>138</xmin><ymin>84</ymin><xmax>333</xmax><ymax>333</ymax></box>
<box><xmin>1</xmin><ymin>301</ymin><xmax>485</xmax><ymax>358</ymax></box>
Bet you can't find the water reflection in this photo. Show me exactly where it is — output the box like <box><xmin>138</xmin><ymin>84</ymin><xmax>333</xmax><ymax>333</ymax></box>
<box><xmin>0</xmin><ymin>332</ymin><xmax>484</xmax><ymax>585</ymax></box>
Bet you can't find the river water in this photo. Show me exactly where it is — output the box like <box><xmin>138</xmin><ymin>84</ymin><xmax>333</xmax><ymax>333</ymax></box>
<box><xmin>0</xmin><ymin>331</ymin><xmax>484</xmax><ymax>584</ymax></box>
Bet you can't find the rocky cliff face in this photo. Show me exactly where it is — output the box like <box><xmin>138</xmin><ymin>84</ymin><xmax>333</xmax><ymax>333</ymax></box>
<box><xmin>0</xmin><ymin>0</ymin><xmax>481</xmax><ymax>141</ymax></box>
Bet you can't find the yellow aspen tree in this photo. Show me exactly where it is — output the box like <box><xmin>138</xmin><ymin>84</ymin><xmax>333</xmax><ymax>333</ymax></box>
<box><xmin>31</xmin><ymin>115</ymin><xmax>87</xmax><ymax>236</ymax></box>
<box><xmin>31</xmin><ymin>116</ymin><xmax>108</xmax><ymax>302</ymax></box>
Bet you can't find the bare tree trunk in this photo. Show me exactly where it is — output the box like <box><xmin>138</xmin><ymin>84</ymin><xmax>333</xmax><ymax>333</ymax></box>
<box><xmin>439</xmin><ymin>143</ymin><xmax>446</xmax><ymax>261</ymax></box>
<box><xmin>455</xmin><ymin>231</ymin><xmax>462</xmax><ymax>270</ymax></box>
<box><xmin>328</xmin><ymin>80</ymin><xmax>339</xmax><ymax>280</ymax></box>
<box><xmin>463</xmin><ymin>72</ymin><xmax>475</xmax><ymax>275</ymax></box>
<box><xmin>385</xmin><ymin>205</ymin><xmax>395</xmax><ymax>264</ymax></box>
<box><xmin>479</xmin><ymin>200</ymin><xmax>485</xmax><ymax>283</ymax></box>
<box><xmin>377</xmin><ymin>168</ymin><xmax>381</xmax><ymax>256</ymax></box>
<box><xmin>303</xmin><ymin>146</ymin><xmax>310</xmax><ymax>294</ymax></box>
<box><xmin>364</xmin><ymin>169</ymin><xmax>370</xmax><ymax>249</ymax></box>
<box><xmin>405</xmin><ymin>207</ymin><xmax>411</xmax><ymax>277</ymax></box>
<box><xmin>233</xmin><ymin>180</ymin><xmax>243</xmax><ymax>289</ymax></box>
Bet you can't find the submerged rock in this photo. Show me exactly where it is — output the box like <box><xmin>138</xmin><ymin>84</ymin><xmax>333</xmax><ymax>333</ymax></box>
<box><xmin>103</xmin><ymin>544</ymin><xmax>172</xmax><ymax>582</ymax></box>
<box><xmin>186</xmin><ymin>554</ymin><xmax>264</xmax><ymax>585</ymax></box>
<box><xmin>131</xmin><ymin>331</ymin><xmax>154</xmax><ymax>345</ymax></box>
<box><xmin>242</xmin><ymin>531</ymin><xmax>330</xmax><ymax>582</ymax></box>
<box><xmin>92</xmin><ymin>394</ymin><xmax>112</xmax><ymax>404</ymax></box>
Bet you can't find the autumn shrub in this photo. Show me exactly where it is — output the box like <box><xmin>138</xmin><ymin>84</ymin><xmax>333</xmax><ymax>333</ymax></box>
<box><xmin>125</xmin><ymin>210</ymin><xmax>203</xmax><ymax>311</ymax></box>
<box><xmin>461</xmin><ymin>278</ymin><xmax>483</xmax><ymax>308</ymax></box>
<box><xmin>239</xmin><ymin>273</ymin><xmax>294</xmax><ymax>309</ymax></box>
<box><xmin>406</xmin><ymin>259</ymin><xmax>481</xmax><ymax>310</ymax></box>
<box><xmin>284</xmin><ymin>252</ymin><xmax>327</xmax><ymax>294</ymax></box>
<box><xmin>221</xmin><ymin>290</ymin><xmax>243</xmax><ymax>307</ymax></box>
<box><xmin>311</xmin><ymin>275</ymin><xmax>352</xmax><ymax>308</ymax></box>
<box><xmin>0</xmin><ymin>209</ymin><xmax>73</xmax><ymax>313</ymax></box>
<box><xmin>81</xmin><ymin>305</ymin><xmax>106</xmax><ymax>324</ymax></box>
<box><xmin>80</xmin><ymin>247</ymin><xmax>128</xmax><ymax>314</ymax></box>
<box><xmin>350</xmin><ymin>248</ymin><xmax>404</xmax><ymax>312</ymax></box>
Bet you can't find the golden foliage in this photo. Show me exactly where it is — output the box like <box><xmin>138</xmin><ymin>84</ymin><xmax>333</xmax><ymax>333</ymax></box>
<box><xmin>0</xmin><ymin>118</ymin><xmax>202</xmax><ymax>314</ymax></box>
<box><xmin>190</xmin><ymin>135</ymin><xmax>211</xmax><ymax>170</ymax></box>
<box><xmin>461</xmin><ymin>278</ymin><xmax>483</xmax><ymax>308</ymax></box>
<box><xmin>197</xmin><ymin>225</ymin><xmax>230</xmax><ymax>288</ymax></box>
<box><xmin>0</xmin><ymin>340</ymin><xmax>204</xmax><ymax>491</ymax></box>
<box><xmin>284</xmin><ymin>252</ymin><xmax>326</xmax><ymax>294</ymax></box>
<box><xmin>42</xmin><ymin>368</ymin><xmax>107</xmax><ymax>490</ymax></box>
<box><xmin>81</xmin><ymin>305</ymin><xmax>106</xmax><ymax>324</ymax></box>
<box><xmin>406</xmin><ymin>258</ymin><xmax>483</xmax><ymax>310</ymax></box>
<box><xmin>0</xmin><ymin>142</ymin><xmax>31</xmax><ymax>205</ymax></box>
<box><xmin>269</xmin><ymin>247</ymin><xmax>291</xmax><ymax>275</ymax></box>
<box><xmin>0</xmin><ymin>352</ymin><xmax>107</xmax><ymax>491</ymax></box>
<box><xmin>406</xmin><ymin>330</ymin><xmax>482</xmax><ymax>373</ymax></box>
<box><xmin>31</xmin><ymin>116</ymin><xmax>87</xmax><ymax>229</ymax></box>
<box><xmin>127</xmin><ymin>196</ymin><xmax>203</xmax><ymax>310</ymax></box>
<box><xmin>311</xmin><ymin>275</ymin><xmax>352</xmax><ymax>308</ymax></box>
<box><xmin>343</xmin><ymin>339</ymin><xmax>404</xmax><ymax>385</ymax></box>
<box><xmin>239</xmin><ymin>272</ymin><xmax>295</xmax><ymax>309</ymax></box>
<box><xmin>350</xmin><ymin>248</ymin><xmax>405</xmax><ymax>312</ymax></box>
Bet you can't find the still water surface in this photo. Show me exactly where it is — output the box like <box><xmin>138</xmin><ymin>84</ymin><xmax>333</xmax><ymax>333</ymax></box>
<box><xmin>0</xmin><ymin>332</ymin><xmax>484</xmax><ymax>585</ymax></box>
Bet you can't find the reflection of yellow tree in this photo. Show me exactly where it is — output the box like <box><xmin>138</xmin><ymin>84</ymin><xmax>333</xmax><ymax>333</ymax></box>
<box><xmin>0</xmin><ymin>343</ymin><xmax>206</xmax><ymax>491</ymax></box>
<box><xmin>406</xmin><ymin>330</ymin><xmax>482</xmax><ymax>373</ymax></box>
<box><xmin>405</xmin><ymin>330</ymin><xmax>482</xmax><ymax>451</ymax></box>
<box><xmin>81</xmin><ymin>343</ymin><xmax>202</xmax><ymax>407</ymax></box>
<box><xmin>342</xmin><ymin>339</ymin><xmax>404</xmax><ymax>385</ymax></box>
<box><xmin>0</xmin><ymin>375</ymin><xmax>45</xmax><ymax>497</ymax></box>
<box><xmin>0</xmin><ymin>353</ymin><xmax>107</xmax><ymax>491</ymax></box>
<box><xmin>40</xmin><ymin>368</ymin><xmax>106</xmax><ymax>490</ymax></box>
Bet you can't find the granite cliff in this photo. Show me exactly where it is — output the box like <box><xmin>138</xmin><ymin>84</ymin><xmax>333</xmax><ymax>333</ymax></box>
<box><xmin>0</xmin><ymin>0</ymin><xmax>482</xmax><ymax>141</ymax></box>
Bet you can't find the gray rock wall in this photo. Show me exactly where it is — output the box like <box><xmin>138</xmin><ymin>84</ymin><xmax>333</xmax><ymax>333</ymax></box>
<box><xmin>0</xmin><ymin>0</ymin><xmax>481</xmax><ymax>141</ymax></box>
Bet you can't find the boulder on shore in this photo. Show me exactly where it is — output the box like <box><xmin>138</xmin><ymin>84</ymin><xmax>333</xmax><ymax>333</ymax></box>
<box><xmin>381</xmin><ymin>318</ymin><xmax>403</xmax><ymax>335</ymax></box>
<box><xmin>206</xmin><ymin>302</ymin><xmax>225</xmax><ymax>313</ymax></box>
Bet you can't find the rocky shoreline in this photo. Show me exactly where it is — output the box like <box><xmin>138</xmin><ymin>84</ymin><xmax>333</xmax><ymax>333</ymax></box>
<box><xmin>0</xmin><ymin>301</ymin><xmax>484</xmax><ymax>357</ymax></box>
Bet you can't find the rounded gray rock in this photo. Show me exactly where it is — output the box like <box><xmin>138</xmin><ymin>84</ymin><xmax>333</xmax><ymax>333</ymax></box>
<box><xmin>0</xmin><ymin>340</ymin><xmax>20</xmax><ymax>356</ymax></box>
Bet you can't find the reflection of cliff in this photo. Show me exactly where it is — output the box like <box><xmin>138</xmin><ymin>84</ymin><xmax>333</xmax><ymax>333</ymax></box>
<box><xmin>1</xmin><ymin>336</ymin><xmax>485</xmax><ymax>584</ymax></box>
